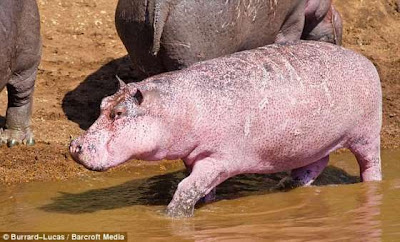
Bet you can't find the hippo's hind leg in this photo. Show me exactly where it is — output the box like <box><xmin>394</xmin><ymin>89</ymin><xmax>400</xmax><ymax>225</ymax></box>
<box><xmin>302</xmin><ymin>4</ymin><xmax>343</xmax><ymax>45</ymax></box>
<box><xmin>275</xmin><ymin>2</ymin><xmax>305</xmax><ymax>43</ymax></box>
<box><xmin>277</xmin><ymin>156</ymin><xmax>329</xmax><ymax>189</ymax></box>
<box><xmin>348</xmin><ymin>136</ymin><xmax>382</xmax><ymax>182</ymax></box>
<box><xmin>115</xmin><ymin>0</ymin><xmax>166</xmax><ymax>79</ymax></box>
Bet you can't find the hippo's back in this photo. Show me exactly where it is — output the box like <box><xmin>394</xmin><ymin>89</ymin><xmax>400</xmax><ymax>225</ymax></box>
<box><xmin>184</xmin><ymin>41</ymin><xmax>380</xmax><ymax>109</ymax></box>
<box><xmin>166</xmin><ymin>41</ymin><xmax>381</xmax><ymax>165</ymax></box>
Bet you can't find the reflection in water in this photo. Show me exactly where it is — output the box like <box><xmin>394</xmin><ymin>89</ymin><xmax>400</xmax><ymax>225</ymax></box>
<box><xmin>41</xmin><ymin>166</ymin><xmax>357</xmax><ymax>214</ymax></box>
<box><xmin>0</xmin><ymin>150</ymin><xmax>399</xmax><ymax>241</ymax></box>
<box><xmin>165</xmin><ymin>182</ymin><xmax>383</xmax><ymax>241</ymax></box>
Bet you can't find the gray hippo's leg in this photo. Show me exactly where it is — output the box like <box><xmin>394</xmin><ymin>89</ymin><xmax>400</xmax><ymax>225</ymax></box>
<box><xmin>0</xmin><ymin>1</ymin><xmax>41</xmax><ymax>147</ymax></box>
<box><xmin>115</xmin><ymin>0</ymin><xmax>168</xmax><ymax>78</ymax></box>
<box><xmin>167</xmin><ymin>157</ymin><xmax>232</xmax><ymax>217</ymax></box>
<box><xmin>2</xmin><ymin>69</ymin><xmax>37</xmax><ymax>147</ymax></box>
<box><xmin>277</xmin><ymin>156</ymin><xmax>329</xmax><ymax>189</ymax></box>
<box><xmin>275</xmin><ymin>2</ymin><xmax>306</xmax><ymax>43</ymax></box>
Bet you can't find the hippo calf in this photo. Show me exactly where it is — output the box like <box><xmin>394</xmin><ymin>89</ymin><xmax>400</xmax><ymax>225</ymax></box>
<box><xmin>70</xmin><ymin>41</ymin><xmax>382</xmax><ymax>217</ymax></box>
<box><xmin>0</xmin><ymin>0</ymin><xmax>41</xmax><ymax>146</ymax></box>
<box><xmin>116</xmin><ymin>0</ymin><xmax>342</xmax><ymax>77</ymax></box>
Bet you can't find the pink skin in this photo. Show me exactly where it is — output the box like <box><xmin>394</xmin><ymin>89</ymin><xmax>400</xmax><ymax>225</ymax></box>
<box><xmin>70</xmin><ymin>41</ymin><xmax>382</xmax><ymax>217</ymax></box>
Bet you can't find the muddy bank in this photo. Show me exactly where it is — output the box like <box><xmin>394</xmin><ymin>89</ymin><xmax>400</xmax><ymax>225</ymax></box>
<box><xmin>0</xmin><ymin>0</ymin><xmax>399</xmax><ymax>184</ymax></box>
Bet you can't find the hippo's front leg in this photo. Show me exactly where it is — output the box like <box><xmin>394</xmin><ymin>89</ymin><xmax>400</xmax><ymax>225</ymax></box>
<box><xmin>0</xmin><ymin>0</ymin><xmax>41</xmax><ymax>147</ymax></box>
<box><xmin>166</xmin><ymin>157</ymin><xmax>232</xmax><ymax>217</ymax></box>
<box><xmin>1</xmin><ymin>70</ymin><xmax>37</xmax><ymax>147</ymax></box>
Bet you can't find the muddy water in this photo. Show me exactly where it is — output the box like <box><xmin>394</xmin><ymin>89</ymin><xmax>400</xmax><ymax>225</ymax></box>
<box><xmin>1</xmin><ymin>150</ymin><xmax>399</xmax><ymax>241</ymax></box>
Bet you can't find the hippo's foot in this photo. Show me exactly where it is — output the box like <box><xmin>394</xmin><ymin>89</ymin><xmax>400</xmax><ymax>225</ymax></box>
<box><xmin>0</xmin><ymin>127</ymin><xmax>35</xmax><ymax>147</ymax></box>
<box><xmin>166</xmin><ymin>188</ymin><xmax>216</xmax><ymax>217</ymax></box>
<box><xmin>349</xmin><ymin>136</ymin><xmax>382</xmax><ymax>182</ymax></box>
<box><xmin>274</xmin><ymin>156</ymin><xmax>330</xmax><ymax>191</ymax></box>
<box><xmin>2</xmin><ymin>101</ymin><xmax>35</xmax><ymax>147</ymax></box>
<box><xmin>166</xmin><ymin>201</ymin><xmax>195</xmax><ymax>218</ymax></box>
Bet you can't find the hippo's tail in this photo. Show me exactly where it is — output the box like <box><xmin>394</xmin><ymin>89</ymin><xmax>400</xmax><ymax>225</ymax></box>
<box><xmin>151</xmin><ymin>0</ymin><xmax>176</xmax><ymax>55</ymax></box>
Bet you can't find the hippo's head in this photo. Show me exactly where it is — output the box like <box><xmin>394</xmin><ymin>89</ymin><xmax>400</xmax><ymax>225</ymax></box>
<box><xmin>69</xmin><ymin>78</ymin><xmax>171</xmax><ymax>171</ymax></box>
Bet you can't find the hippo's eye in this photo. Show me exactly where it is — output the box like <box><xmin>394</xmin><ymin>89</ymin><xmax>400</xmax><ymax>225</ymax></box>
<box><xmin>110</xmin><ymin>106</ymin><xmax>126</xmax><ymax>120</ymax></box>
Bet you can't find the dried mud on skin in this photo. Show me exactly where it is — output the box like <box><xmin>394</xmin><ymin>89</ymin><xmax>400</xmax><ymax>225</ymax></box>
<box><xmin>0</xmin><ymin>0</ymin><xmax>399</xmax><ymax>184</ymax></box>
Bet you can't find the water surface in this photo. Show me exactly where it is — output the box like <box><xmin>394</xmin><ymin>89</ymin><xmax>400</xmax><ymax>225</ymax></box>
<box><xmin>1</xmin><ymin>150</ymin><xmax>399</xmax><ymax>241</ymax></box>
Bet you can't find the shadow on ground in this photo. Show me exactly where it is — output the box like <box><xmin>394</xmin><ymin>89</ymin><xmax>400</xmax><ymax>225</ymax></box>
<box><xmin>41</xmin><ymin>165</ymin><xmax>359</xmax><ymax>214</ymax></box>
<box><xmin>62</xmin><ymin>56</ymin><xmax>139</xmax><ymax>130</ymax></box>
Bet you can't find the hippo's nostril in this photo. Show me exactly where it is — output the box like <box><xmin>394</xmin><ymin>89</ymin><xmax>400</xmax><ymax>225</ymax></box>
<box><xmin>69</xmin><ymin>140</ymin><xmax>83</xmax><ymax>155</ymax></box>
<box><xmin>75</xmin><ymin>145</ymin><xmax>83</xmax><ymax>154</ymax></box>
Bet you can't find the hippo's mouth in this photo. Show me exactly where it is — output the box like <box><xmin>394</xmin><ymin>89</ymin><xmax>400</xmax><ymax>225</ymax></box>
<box><xmin>69</xmin><ymin>147</ymin><xmax>109</xmax><ymax>172</ymax></box>
<box><xmin>80</xmin><ymin>163</ymin><xmax>111</xmax><ymax>172</ymax></box>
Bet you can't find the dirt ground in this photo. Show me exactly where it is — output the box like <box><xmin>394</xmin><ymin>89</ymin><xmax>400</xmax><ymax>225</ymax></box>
<box><xmin>0</xmin><ymin>0</ymin><xmax>399</xmax><ymax>184</ymax></box>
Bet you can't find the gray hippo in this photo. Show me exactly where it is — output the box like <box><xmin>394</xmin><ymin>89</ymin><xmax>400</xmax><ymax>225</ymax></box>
<box><xmin>70</xmin><ymin>41</ymin><xmax>382</xmax><ymax>217</ymax></box>
<box><xmin>0</xmin><ymin>0</ymin><xmax>41</xmax><ymax>147</ymax></box>
<box><xmin>116</xmin><ymin>0</ymin><xmax>342</xmax><ymax>77</ymax></box>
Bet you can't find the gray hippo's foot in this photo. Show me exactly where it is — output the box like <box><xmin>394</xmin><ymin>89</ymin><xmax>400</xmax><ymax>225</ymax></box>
<box><xmin>1</xmin><ymin>102</ymin><xmax>35</xmax><ymax>147</ymax></box>
<box><xmin>0</xmin><ymin>127</ymin><xmax>35</xmax><ymax>147</ymax></box>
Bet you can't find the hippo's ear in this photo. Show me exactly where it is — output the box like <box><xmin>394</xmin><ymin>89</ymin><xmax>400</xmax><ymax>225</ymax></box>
<box><xmin>115</xmin><ymin>75</ymin><xmax>127</xmax><ymax>90</ymax></box>
<box><xmin>133</xmin><ymin>89</ymin><xmax>144</xmax><ymax>105</ymax></box>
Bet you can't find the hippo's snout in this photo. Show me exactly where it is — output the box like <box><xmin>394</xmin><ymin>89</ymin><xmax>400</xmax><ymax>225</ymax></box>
<box><xmin>69</xmin><ymin>139</ymin><xmax>84</xmax><ymax>164</ymax></box>
<box><xmin>69</xmin><ymin>138</ymin><xmax>109</xmax><ymax>172</ymax></box>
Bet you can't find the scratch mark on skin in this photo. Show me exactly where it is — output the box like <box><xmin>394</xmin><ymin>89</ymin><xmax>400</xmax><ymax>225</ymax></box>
<box><xmin>0</xmin><ymin>21</ymin><xmax>6</xmax><ymax>34</ymax></box>
<box><xmin>244</xmin><ymin>115</ymin><xmax>252</xmax><ymax>137</ymax></box>
<box><xmin>269</xmin><ymin>0</ymin><xmax>278</xmax><ymax>17</ymax></box>
<box><xmin>163</xmin><ymin>42</ymin><xmax>191</xmax><ymax>48</ymax></box>
<box><xmin>277</xmin><ymin>53</ymin><xmax>304</xmax><ymax>89</ymax></box>
<box><xmin>322</xmin><ymin>81</ymin><xmax>334</xmax><ymax>108</ymax></box>
<box><xmin>259</xmin><ymin>97</ymin><xmax>269</xmax><ymax>110</ymax></box>
<box><xmin>265</xmin><ymin>59</ymin><xmax>284</xmax><ymax>83</ymax></box>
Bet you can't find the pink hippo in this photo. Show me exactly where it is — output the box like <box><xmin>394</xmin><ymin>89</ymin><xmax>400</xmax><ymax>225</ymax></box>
<box><xmin>70</xmin><ymin>41</ymin><xmax>382</xmax><ymax>217</ymax></box>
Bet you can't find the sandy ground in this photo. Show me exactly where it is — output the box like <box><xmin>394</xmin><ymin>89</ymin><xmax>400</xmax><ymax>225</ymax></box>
<box><xmin>0</xmin><ymin>0</ymin><xmax>399</xmax><ymax>184</ymax></box>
